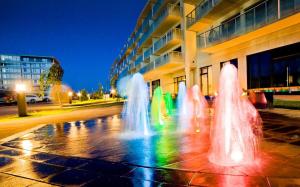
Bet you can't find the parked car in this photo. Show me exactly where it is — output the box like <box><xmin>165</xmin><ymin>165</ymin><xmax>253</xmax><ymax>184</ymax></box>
<box><xmin>42</xmin><ymin>94</ymin><xmax>52</xmax><ymax>102</ymax></box>
<box><xmin>25</xmin><ymin>94</ymin><xmax>43</xmax><ymax>103</ymax></box>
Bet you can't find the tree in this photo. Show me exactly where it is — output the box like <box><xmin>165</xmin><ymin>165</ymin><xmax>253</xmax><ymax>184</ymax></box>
<box><xmin>47</xmin><ymin>63</ymin><xmax>64</xmax><ymax>105</ymax></box>
<box><xmin>80</xmin><ymin>89</ymin><xmax>88</xmax><ymax>101</ymax></box>
<box><xmin>38</xmin><ymin>71</ymin><xmax>49</xmax><ymax>97</ymax></box>
<box><xmin>98</xmin><ymin>83</ymin><xmax>104</xmax><ymax>99</ymax></box>
<box><xmin>48</xmin><ymin>62</ymin><xmax>64</xmax><ymax>84</ymax></box>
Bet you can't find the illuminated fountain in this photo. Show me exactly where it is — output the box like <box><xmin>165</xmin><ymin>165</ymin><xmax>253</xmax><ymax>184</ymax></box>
<box><xmin>191</xmin><ymin>85</ymin><xmax>208</xmax><ymax>133</ymax></box>
<box><xmin>177</xmin><ymin>82</ymin><xmax>189</xmax><ymax>131</ymax></box>
<box><xmin>209</xmin><ymin>64</ymin><xmax>262</xmax><ymax>166</ymax></box>
<box><xmin>177</xmin><ymin>82</ymin><xmax>207</xmax><ymax>133</ymax></box>
<box><xmin>122</xmin><ymin>73</ymin><xmax>151</xmax><ymax>135</ymax></box>
<box><xmin>164</xmin><ymin>92</ymin><xmax>174</xmax><ymax>116</ymax></box>
<box><xmin>151</xmin><ymin>87</ymin><xmax>165</xmax><ymax>126</ymax></box>
<box><xmin>117</xmin><ymin>75</ymin><xmax>131</xmax><ymax>98</ymax></box>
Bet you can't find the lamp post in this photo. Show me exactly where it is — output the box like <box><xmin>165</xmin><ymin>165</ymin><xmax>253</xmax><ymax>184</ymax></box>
<box><xmin>15</xmin><ymin>83</ymin><xmax>27</xmax><ymax>117</ymax></box>
<box><xmin>68</xmin><ymin>91</ymin><xmax>73</xmax><ymax>104</ymax></box>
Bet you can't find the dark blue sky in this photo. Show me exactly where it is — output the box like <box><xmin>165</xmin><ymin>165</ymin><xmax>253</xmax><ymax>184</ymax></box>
<box><xmin>0</xmin><ymin>0</ymin><xmax>147</xmax><ymax>92</ymax></box>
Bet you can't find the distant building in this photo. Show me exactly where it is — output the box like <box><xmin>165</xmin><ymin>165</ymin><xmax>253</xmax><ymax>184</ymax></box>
<box><xmin>110</xmin><ymin>0</ymin><xmax>300</xmax><ymax>97</ymax></box>
<box><xmin>0</xmin><ymin>54</ymin><xmax>59</xmax><ymax>92</ymax></box>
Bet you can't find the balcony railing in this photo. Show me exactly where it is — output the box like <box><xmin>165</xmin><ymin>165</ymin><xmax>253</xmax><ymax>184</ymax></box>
<box><xmin>186</xmin><ymin>0</ymin><xmax>221</xmax><ymax>28</ymax></box>
<box><xmin>139</xmin><ymin>63</ymin><xmax>154</xmax><ymax>74</ymax></box>
<box><xmin>143</xmin><ymin>47</ymin><xmax>153</xmax><ymax>61</ymax></box>
<box><xmin>153</xmin><ymin>28</ymin><xmax>182</xmax><ymax>52</ymax></box>
<box><xmin>138</xmin><ymin>51</ymin><xmax>182</xmax><ymax>74</ymax></box>
<box><xmin>138</xmin><ymin>4</ymin><xmax>181</xmax><ymax>48</ymax></box>
<box><xmin>197</xmin><ymin>0</ymin><xmax>300</xmax><ymax>48</ymax></box>
<box><xmin>135</xmin><ymin>55</ymin><xmax>143</xmax><ymax>67</ymax></box>
<box><xmin>154</xmin><ymin>51</ymin><xmax>182</xmax><ymax>68</ymax></box>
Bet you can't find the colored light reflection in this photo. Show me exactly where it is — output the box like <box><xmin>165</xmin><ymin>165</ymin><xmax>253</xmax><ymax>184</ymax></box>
<box><xmin>209</xmin><ymin>64</ymin><xmax>262</xmax><ymax>166</ymax></box>
<box><xmin>21</xmin><ymin>140</ymin><xmax>33</xmax><ymax>156</ymax></box>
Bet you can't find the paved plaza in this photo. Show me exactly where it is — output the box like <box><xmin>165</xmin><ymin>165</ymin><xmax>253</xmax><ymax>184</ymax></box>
<box><xmin>0</xmin><ymin>110</ymin><xmax>299</xmax><ymax>186</ymax></box>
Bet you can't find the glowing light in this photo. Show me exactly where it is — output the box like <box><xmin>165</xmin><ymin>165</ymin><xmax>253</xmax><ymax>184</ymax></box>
<box><xmin>231</xmin><ymin>149</ymin><xmax>243</xmax><ymax>163</ymax></box>
<box><xmin>122</xmin><ymin>73</ymin><xmax>150</xmax><ymax>135</ymax></box>
<box><xmin>110</xmin><ymin>88</ymin><xmax>116</xmax><ymax>95</ymax></box>
<box><xmin>21</xmin><ymin>140</ymin><xmax>33</xmax><ymax>156</ymax></box>
<box><xmin>151</xmin><ymin>87</ymin><xmax>165</xmax><ymax>126</ymax></box>
<box><xmin>77</xmin><ymin>92</ymin><xmax>82</xmax><ymax>97</ymax></box>
<box><xmin>15</xmin><ymin>83</ymin><xmax>26</xmax><ymax>93</ymax></box>
<box><xmin>164</xmin><ymin>92</ymin><xmax>174</xmax><ymax>116</ymax></box>
<box><xmin>209</xmin><ymin>64</ymin><xmax>262</xmax><ymax>166</ymax></box>
<box><xmin>68</xmin><ymin>91</ymin><xmax>73</xmax><ymax>97</ymax></box>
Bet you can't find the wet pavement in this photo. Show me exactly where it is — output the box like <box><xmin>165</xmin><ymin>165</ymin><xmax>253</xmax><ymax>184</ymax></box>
<box><xmin>0</xmin><ymin>111</ymin><xmax>299</xmax><ymax>186</ymax></box>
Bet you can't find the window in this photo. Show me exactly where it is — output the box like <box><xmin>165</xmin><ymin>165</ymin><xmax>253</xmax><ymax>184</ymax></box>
<box><xmin>152</xmin><ymin>79</ymin><xmax>160</xmax><ymax>95</ymax></box>
<box><xmin>221</xmin><ymin>13</ymin><xmax>240</xmax><ymax>38</ymax></box>
<box><xmin>247</xmin><ymin>42</ymin><xmax>300</xmax><ymax>89</ymax></box>
<box><xmin>200</xmin><ymin>66</ymin><xmax>213</xmax><ymax>96</ymax></box>
<box><xmin>173</xmin><ymin>76</ymin><xmax>186</xmax><ymax>94</ymax></box>
<box><xmin>220</xmin><ymin>58</ymin><xmax>238</xmax><ymax>70</ymax></box>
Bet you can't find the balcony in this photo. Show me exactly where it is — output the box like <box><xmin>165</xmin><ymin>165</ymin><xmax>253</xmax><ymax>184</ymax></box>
<box><xmin>138</xmin><ymin>4</ymin><xmax>181</xmax><ymax>49</ymax></box>
<box><xmin>186</xmin><ymin>0</ymin><xmax>245</xmax><ymax>32</ymax></box>
<box><xmin>143</xmin><ymin>47</ymin><xmax>153</xmax><ymax>62</ymax></box>
<box><xmin>135</xmin><ymin>55</ymin><xmax>143</xmax><ymax>67</ymax></box>
<box><xmin>197</xmin><ymin>0</ymin><xmax>300</xmax><ymax>53</ymax></box>
<box><xmin>153</xmin><ymin>28</ymin><xmax>182</xmax><ymax>55</ymax></box>
<box><xmin>141</xmin><ymin>51</ymin><xmax>184</xmax><ymax>79</ymax></box>
<box><xmin>139</xmin><ymin>63</ymin><xmax>154</xmax><ymax>74</ymax></box>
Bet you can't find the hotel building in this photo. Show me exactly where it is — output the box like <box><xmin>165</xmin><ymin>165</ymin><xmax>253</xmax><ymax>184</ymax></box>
<box><xmin>0</xmin><ymin>54</ymin><xmax>58</xmax><ymax>92</ymax></box>
<box><xmin>110</xmin><ymin>0</ymin><xmax>300</xmax><ymax>97</ymax></box>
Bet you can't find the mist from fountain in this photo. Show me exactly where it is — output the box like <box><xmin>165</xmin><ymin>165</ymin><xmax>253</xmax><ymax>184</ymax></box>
<box><xmin>177</xmin><ymin>83</ymin><xmax>207</xmax><ymax>133</ymax></box>
<box><xmin>122</xmin><ymin>73</ymin><xmax>151</xmax><ymax>136</ymax></box>
<box><xmin>151</xmin><ymin>87</ymin><xmax>165</xmax><ymax>126</ymax></box>
<box><xmin>164</xmin><ymin>92</ymin><xmax>174</xmax><ymax>116</ymax></box>
<box><xmin>209</xmin><ymin>64</ymin><xmax>262</xmax><ymax>166</ymax></box>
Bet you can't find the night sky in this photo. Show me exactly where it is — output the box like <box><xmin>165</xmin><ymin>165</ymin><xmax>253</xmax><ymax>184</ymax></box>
<box><xmin>0</xmin><ymin>0</ymin><xmax>147</xmax><ymax>92</ymax></box>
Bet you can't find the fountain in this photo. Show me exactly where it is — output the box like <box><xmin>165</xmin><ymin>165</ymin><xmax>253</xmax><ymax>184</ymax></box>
<box><xmin>164</xmin><ymin>92</ymin><xmax>174</xmax><ymax>116</ymax></box>
<box><xmin>151</xmin><ymin>86</ymin><xmax>165</xmax><ymax>126</ymax></box>
<box><xmin>191</xmin><ymin>85</ymin><xmax>208</xmax><ymax>133</ymax></box>
<box><xmin>209</xmin><ymin>64</ymin><xmax>262</xmax><ymax>166</ymax></box>
<box><xmin>117</xmin><ymin>75</ymin><xmax>131</xmax><ymax>98</ymax></box>
<box><xmin>177</xmin><ymin>83</ymin><xmax>207</xmax><ymax>133</ymax></box>
<box><xmin>122</xmin><ymin>73</ymin><xmax>151</xmax><ymax>135</ymax></box>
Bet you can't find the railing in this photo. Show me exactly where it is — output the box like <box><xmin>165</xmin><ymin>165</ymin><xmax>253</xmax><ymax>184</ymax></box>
<box><xmin>114</xmin><ymin>3</ymin><xmax>181</xmax><ymax>74</ymax></box>
<box><xmin>155</xmin><ymin>51</ymin><xmax>182</xmax><ymax>68</ymax></box>
<box><xmin>197</xmin><ymin>0</ymin><xmax>300</xmax><ymax>48</ymax></box>
<box><xmin>138</xmin><ymin>4</ymin><xmax>181</xmax><ymax>48</ymax></box>
<box><xmin>153</xmin><ymin>28</ymin><xmax>182</xmax><ymax>52</ymax></box>
<box><xmin>139</xmin><ymin>63</ymin><xmax>154</xmax><ymax>74</ymax></box>
<box><xmin>138</xmin><ymin>51</ymin><xmax>182</xmax><ymax>75</ymax></box>
<box><xmin>119</xmin><ymin>67</ymin><xmax>128</xmax><ymax>78</ymax></box>
<box><xmin>152</xmin><ymin>0</ymin><xmax>164</xmax><ymax>18</ymax></box>
<box><xmin>186</xmin><ymin>0</ymin><xmax>221</xmax><ymax>28</ymax></box>
<box><xmin>135</xmin><ymin>55</ymin><xmax>143</xmax><ymax>67</ymax></box>
<box><xmin>143</xmin><ymin>47</ymin><xmax>153</xmax><ymax>60</ymax></box>
<box><xmin>141</xmin><ymin>13</ymin><xmax>152</xmax><ymax>32</ymax></box>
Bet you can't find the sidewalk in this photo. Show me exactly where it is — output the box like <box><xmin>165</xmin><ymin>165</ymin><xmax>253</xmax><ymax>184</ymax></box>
<box><xmin>259</xmin><ymin>108</ymin><xmax>300</xmax><ymax>119</ymax></box>
<box><xmin>0</xmin><ymin>105</ymin><xmax>122</xmax><ymax>140</ymax></box>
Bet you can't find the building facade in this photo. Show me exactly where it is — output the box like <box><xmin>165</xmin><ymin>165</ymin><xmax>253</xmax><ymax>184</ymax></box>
<box><xmin>0</xmin><ymin>54</ymin><xmax>58</xmax><ymax>92</ymax></box>
<box><xmin>110</xmin><ymin>0</ymin><xmax>300</xmax><ymax>97</ymax></box>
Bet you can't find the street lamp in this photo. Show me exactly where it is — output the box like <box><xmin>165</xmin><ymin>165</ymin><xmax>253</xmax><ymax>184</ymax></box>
<box><xmin>68</xmin><ymin>91</ymin><xmax>73</xmax><ymax>104</ymax></box>
<box><xmin>87</xmin><ymin>94</ymin><xmax>90</xmax><ymax>100</ymax></box>
<box><xmin>15</xmin><ymin>83</ymin><xmax>27</xmax><ymax>117</ymax></box>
